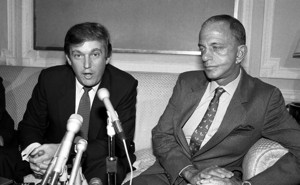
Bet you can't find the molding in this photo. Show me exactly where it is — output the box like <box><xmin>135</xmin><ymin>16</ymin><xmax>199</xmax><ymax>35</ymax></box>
<box><xmin>281</xmin><ymin>89</ymin><xmax>300</xmax><ymax>103</ymax></box>
<box><xmin>0</xmin><ymin>0</ymin><xmax>16</xmax><ymax>65</ymax></box>
<box><xmin>22</xmin><ymin>0</ymin><xmax>65</xmax><ymax>67</ymax></box>
<box><xmin>238</xmin><ymin>0</ymin><xmax>253</xmax><ymax>72</ymax></box>
<box><xmin>260</xmin><ymin>0</ymin><xmax>300</xmax><ymax>79</ymax></box>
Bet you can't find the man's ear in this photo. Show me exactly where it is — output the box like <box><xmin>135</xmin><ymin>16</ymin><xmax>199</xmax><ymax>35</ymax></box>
<box><xmin>236</xmin><ymin>45</ymin><xmax>247</xmax><ymax>64</ymax></box>
<box><xmin>105</xmin><ymin>57</ymin><xmax>111</xmax><ymax>65</ymax></box>
<box><xmin>66</xmin><ymin>55</ymin><xmax>72</xmax><ymax>65</ymax></box>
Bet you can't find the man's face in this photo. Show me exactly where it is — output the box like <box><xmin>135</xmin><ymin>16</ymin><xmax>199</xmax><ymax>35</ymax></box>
<box><xmin>198</xmin><ymin>22</ymin><xmax>244</xmax><ymax>86</ymax></box>
<box><xmin>66</xmin><ymin>40</ymin><xmax>109</xmax><ymax>87</ymax></box>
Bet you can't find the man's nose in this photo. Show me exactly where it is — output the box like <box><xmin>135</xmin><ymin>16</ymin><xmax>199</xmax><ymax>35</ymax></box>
<box><xmin>84</xmin><ymin>56</ymin><xmax>91</xmax><ymax>68</ymax></box>
<box><xmin>201</xmin><ymin>49</ymin><xmax>212</xmax><ymax>62</ymax></box>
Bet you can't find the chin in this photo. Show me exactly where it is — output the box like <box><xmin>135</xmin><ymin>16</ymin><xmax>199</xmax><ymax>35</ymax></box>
<box><xmin>204</xmin><ymin>71</ymin><xmax>219</xmax><ymax>80</ymax></box>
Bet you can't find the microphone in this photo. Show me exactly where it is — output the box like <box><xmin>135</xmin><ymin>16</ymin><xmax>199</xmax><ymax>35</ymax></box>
<box><xmin>89</xmin><ymin>177</ymin><xmax>103</xmax><ymax>185</ymax></box>
<box><xmin>68</xmin><ymin>138</ymin><xmax>88</xmax><ymax>185</ymax></box>
<box><xmin>50</xmin><ymin>114</ymin><xmax>83</xmax><ymax>185</ymax></box>
<box><xmin>98</xmin><ymin>88</ymin><xmax>126</xmax><ymax>140</ymax></box>
<box><xmin>40</xmin><ymin>145</ymin><xmax>61</xmax><ymax>185</ymax></box>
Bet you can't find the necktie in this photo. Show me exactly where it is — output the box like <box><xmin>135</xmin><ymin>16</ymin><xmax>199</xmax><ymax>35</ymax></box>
<box><xmin>189</xmin><ymin>87</ymin><xmax>225</xmax><ymax>155</ymax></box>
<box><xmin>77</xmin><ymin>86</ymin><xmax>92</xmax><ymax>140</ymax></box>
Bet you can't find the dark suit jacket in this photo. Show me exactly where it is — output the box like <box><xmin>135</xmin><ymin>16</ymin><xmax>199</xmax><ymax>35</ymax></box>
<box><xmin>18</xmin><ymin>64</ymin><xmax>138</xmax><ymax>182</ymax></box>
<box><xmin>148</xmin><ymin>68</ymin><xmax>300</xmax><ymax>185</ymax></box>
<box><xmin>0</xmin><ymin>77</ymin><xmax>15</xmax><ymax>145</ymax></box>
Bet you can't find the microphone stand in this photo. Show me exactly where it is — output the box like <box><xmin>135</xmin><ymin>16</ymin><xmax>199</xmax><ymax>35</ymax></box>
<box><xmin>106</xmin><ymin>112</ymin><xmax>117</xmax><ymax>185</ymax></box>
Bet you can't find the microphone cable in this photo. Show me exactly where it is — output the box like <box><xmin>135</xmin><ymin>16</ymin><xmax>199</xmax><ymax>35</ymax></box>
<box><xmin>122</xmin><ymin>139</ymin><xmax>133</xmax><ymax>185</ymax></box>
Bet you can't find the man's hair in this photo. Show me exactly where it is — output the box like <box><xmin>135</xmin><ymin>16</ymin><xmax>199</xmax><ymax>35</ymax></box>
<box><xmin>64</xmin><ymin>22</ymin><xmax>112</xmax><ymax>58</ymax></box>
<box><xmin>201</xmin><ymin>14</ymin><xmax>246</xmax><ymax>45</ymax></box>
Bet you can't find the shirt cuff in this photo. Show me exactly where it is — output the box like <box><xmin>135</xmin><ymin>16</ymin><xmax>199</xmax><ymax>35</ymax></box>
<box><xmin>179</xmin><ymin>165</ymin><xmax>194</xmax><ymax>177</ymax></box>
<box><xmin>21</xmin><ymin>142</ymin><xmax>41</xmax><ymax>161</ymax></box>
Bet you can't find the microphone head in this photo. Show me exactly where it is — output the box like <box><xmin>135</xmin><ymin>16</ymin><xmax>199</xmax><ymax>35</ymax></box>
<box><xmin>89</xmin><ymin>177</ymin><xmax>102</xmax><ymax>185</ymax></box>
<box><xmin>67</xmin><ymin>114</ymin><xmax>83</xmax><ymax>133</ymax></box>
<box><xmin>76</xmin><ymin>138</ymin><xmax>88</xmax><ymax>152</ymax></box>
<box><xmin>98</xmin><ymin>88</ymin><xmax>110</xmax><ymax>101</ymax></box>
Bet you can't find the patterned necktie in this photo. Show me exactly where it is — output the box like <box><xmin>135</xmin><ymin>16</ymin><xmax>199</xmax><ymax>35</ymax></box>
<box><xmin>77</xmin><ymin>86</ymin><xmax>92</xmax><ymax>140</ymax></box>
<box><xmin>189</xmin><ymin>87</ymin><xmax>225</xmax><ymax>155</ymax></box>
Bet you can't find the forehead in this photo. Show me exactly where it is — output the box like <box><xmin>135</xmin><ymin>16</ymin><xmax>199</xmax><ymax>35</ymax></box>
<box><xmin>70</xmin><ymin>40</ymin><xmax>104</xmax><ymax>52</ymax></box>
<box><xmin>199</xmin><ymin>22</ymin><xmax>234</xmax><ymax>43</ymax></box>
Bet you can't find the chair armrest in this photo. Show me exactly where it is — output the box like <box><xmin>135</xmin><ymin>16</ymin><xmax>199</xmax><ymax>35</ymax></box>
<box><xmin>242</xmin><ymin>138</ymin><xmax>288</xmax><ymax>180</ymax></box>
<box><xmin>122</xmin><ymin>148</ymin><xmax>156</xmax><ymax>185</ymax></box>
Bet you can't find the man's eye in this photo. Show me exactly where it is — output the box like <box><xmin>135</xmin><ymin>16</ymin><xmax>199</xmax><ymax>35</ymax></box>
<box><xmin>73</xmin><ymin>54</ymin><xmax>83</xmax><ymax>58</ymax></box>
<box><xmin>212</xmin><ymin>46</ymin><xmax>227</xmax><ymax>55</ymax></box>
<box><xmin>92</xmin><ymin>52</ymin><xmax>101</xmax><ymax>57</ymax></box>
<box><xmin>212</xmin><ymin>46</ymin><xmax>223</xmax><ymax>51</ymax></box>
<box><xmin>199</xmin><ymin>46</ymin><xmax>206</xmax><ymax>53</ymax></box>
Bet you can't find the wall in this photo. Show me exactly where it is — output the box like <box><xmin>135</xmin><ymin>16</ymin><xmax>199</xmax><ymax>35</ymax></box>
<box><xmin>0</xmin><ymin>0</ymin><xmax>299</xmax><ymax>102</ymax></box>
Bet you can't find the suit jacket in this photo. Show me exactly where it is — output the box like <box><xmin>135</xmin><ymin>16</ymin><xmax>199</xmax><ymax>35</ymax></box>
<box><xmin>0</xmin><ymin>77</ymin><xmax>15</xmax><ymax>145</ymax></box>
<box><xmin>18</xmin><ymin>64</ymin><xmax>138</xmax><ymax>180</ymax></box>
<box><xmin>148</xmin><ymin>68</ymin><xmax>300</xmax><ymax>185</ymax></box>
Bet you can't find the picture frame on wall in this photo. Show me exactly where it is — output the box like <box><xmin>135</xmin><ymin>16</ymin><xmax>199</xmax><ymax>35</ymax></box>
<box><xmin>34</xmin><ymin>0</ymin><xmax>235</xmax><ymax>55</ymax></box>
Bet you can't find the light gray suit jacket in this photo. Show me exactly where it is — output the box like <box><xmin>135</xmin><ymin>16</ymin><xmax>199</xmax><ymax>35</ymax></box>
<box><xmin>146</xmin><ymin>68</ymin><xmax>300</xmax><ymax>185</ymax></box>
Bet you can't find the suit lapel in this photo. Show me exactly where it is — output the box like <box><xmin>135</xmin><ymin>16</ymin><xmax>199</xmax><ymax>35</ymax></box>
<box><xmin>175</xmin><ymin>77</ymin><xmax>208</xmax><ymax>155</ymax></box>
<box><xmin>58</xmin><ymin>71</ymin><xmax>76</xmax><ymax>127</ymax></box>
<box><xmin>88</xmin><ymin>68</ymin><xmax>110</xmax><ymax>140</ymax></box>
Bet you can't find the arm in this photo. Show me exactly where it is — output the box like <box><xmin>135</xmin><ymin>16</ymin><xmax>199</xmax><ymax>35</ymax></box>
<box><xmin>18</xmin><ymin>70</ymin><xmax>49</xmax><ymax>150</ymax></box>
<box><xmin>249</xmin><ymin>88</ymin><xmax>300</xmax><ymax>184</ymax></box>
<box><xmin>17</xmin><ymin>71</ymin><xmax>59</xmax><ymax>174</ymax></box>
<box><xmin>152</xmin><ymin>75</ymin><xmax>195</xmax><ymax>184</ymax></box>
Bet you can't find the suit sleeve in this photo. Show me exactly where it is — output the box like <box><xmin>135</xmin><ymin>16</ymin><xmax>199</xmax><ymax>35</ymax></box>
<box><xmin>18</xmin><ymin>70</ymin><xmax>49</xmax><ymax>150</ymax></box>
<box><xmin>249</xmin><ymin>88</ymin><xmax>300</xmax><ymax>184</ymax></box>
<box><xmin>152</xmin><ymin>75</ymin><xmax>193</xmax><ymax>184</ymax></box>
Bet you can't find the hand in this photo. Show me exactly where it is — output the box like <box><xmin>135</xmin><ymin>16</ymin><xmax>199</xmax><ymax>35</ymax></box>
<box><xmin>200</xmin><ymin>166</ymin><xmax>238</xmax><ymax>185</ymax></box>
<box><xmin>29</xmin><ymin>143</ymin><xmax>59</xmax><ymax>175</ymax></box>
<box><xmin>200</xmin><ymin>176</ymin><xmax>242</xmax><ymax>185</ymax></box>
<box><xmin>201</xmin><ymin>165</ymin><xmax>234</xmax><ymax>179</ymax></box>
<box><xmin>181</xmin><ymin>166</ymin><xmax>211</xmax><ymax>185</ymax></box>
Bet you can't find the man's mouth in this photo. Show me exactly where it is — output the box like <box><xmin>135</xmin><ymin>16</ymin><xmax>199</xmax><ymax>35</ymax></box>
<box><xmin>83</xmin><ymin>73</ymin><xmax>92</xmax><ymax>79</ymax></box>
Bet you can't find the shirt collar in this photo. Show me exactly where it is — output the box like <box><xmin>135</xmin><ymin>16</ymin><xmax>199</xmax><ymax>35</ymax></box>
<box><xmin>75</xmin><ymin>78</ymin><xmax>100</xmax><ymax>93</ymax></box>
<box><xmin>208</xmin><ymin>69</ymin><xmax>242</xmax><ymax>96</ymax></box>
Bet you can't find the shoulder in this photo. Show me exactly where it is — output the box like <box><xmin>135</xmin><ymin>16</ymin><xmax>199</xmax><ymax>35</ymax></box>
<box><xmin>105</xmin><ymin>64</ymin><xmax>137</xmax><ymax>82</ymax></box>
<box><xmin>177</xmin><ymin>70</ymin><xmax>207</xmax><ymax>86</ymax></box>
<box><xmin>41</xmin><ymin>65</ymin><xmax>73</xmax><ymax>77</ymax></box>
<box><xmin>243</xmin><ymin>71</ymin><xmax>277</xmax><ymax>94</ymax></box>
<box><xmin>36</xmin><ymin>65</ymin><xmax>74</xmax><ymax>90</ymax></box>
<box><xmin>39</xmin><ymin>65</ymin><xmax>74</xmax><ymax>82</ymax></box>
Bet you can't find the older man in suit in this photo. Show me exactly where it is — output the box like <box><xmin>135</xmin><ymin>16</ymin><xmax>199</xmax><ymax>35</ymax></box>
<box><xmin>129</xmin><ymin>15</ymin><xmax>300</xmax><ymax>185</ymax></box>
<box><xmin>18</xmin><ymin>22</ymin><xmax>138</xmax><ymax>185</ymax></box>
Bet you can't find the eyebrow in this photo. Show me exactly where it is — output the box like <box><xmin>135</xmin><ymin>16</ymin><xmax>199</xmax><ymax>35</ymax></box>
<box><xmin>71</xmin><ymin>48</ymin><xmax>102</xmax><ymax>54</ymax></box>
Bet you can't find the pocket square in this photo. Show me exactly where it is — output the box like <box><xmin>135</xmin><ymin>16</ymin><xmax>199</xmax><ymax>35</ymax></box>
<box><xmin>230</xmin><ymin>125</ymin><xmax>254</xmax><ymax>135</ymax></box>
<box><xmin>235</xmin><ymin>125</ymin><xmax>254</xmax><ymax>131</ymax></box>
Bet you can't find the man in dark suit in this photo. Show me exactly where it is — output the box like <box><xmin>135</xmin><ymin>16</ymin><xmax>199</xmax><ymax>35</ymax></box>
<box><xmin>129</xmin><ymin>15</ymin><xmax>300</xmax><ymax>185</ymax></box>
<box><xmin>18</xmin><ymin>22</ymin><xmax>138</xmax><ymax>185</ymax></box>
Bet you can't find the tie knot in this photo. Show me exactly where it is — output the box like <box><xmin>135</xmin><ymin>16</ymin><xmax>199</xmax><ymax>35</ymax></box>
<box><xmin>83</xmin><ymin>86</ymin><xmax>92</xmax><ymax>93</ymax></box>
<box><xmin>214</xmin><ymin>87</ymin><xmax>225</xmax><ymax>98</ymax></box>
